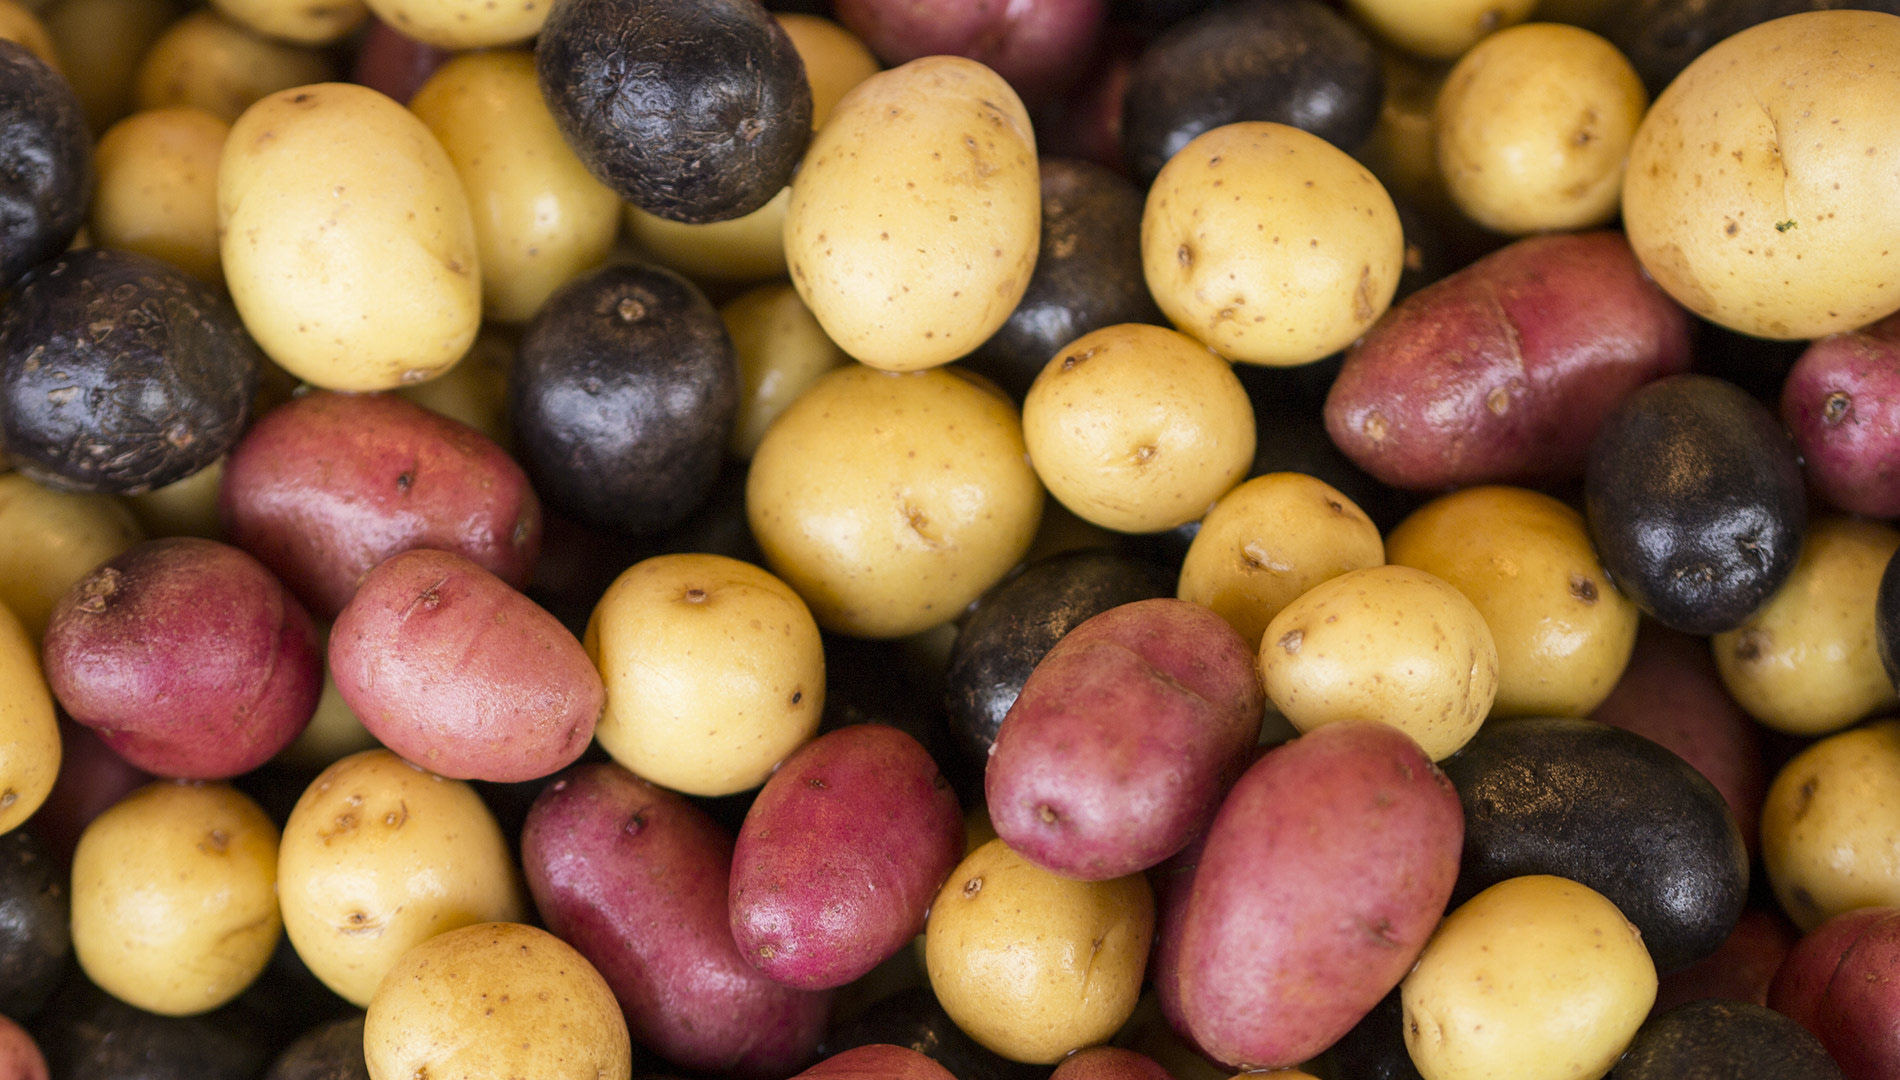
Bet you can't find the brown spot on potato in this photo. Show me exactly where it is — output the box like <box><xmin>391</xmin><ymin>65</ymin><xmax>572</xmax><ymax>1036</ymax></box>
<box><xmin>0</xmin><ymin>790</ymin><xmax>13</xmax><ymax>810</ymax></box>
<box><xmin>1363</xmin><ymin>412</ymin><xmax>1389</xmax><ymax>442</ymax></box>
<box><xmin>1178</xmin><ymin>244</ymin><xmax>1193</xmax><ymax>269</ymax></box>
<box><xmin>1790</xmin><ymin>777</ymin><xmax>1817</xmax><ymax>823</ymax></box>
<box><xmin>199</xmin><ymin>829</ymin><xmax>229</xmax><ymax>855</ymax></box>
<box><xmin>1279</xmin><ymin>629</ymin><xmax>1304</xmax><ymax>654</ymax></box>
<box><xmin>75</xmin><ymin>567</ymin><xmax>121</xmax><ymax>614</ymax></box>
<box><xmin>1569</xmin><ymin>576</ymin><xmax>1598</xmax><ymax>604</ymax></box>
<box><xmin>616</xmin><ymin>296</ymin><xmax>647</xmax><ymax>322</ymax></box>
<box><xmin>1060</xmin><ymin>348</ymin><xmax>1097</xmax><ymax>371</ymax></box>
<box><xmin>807</xmin><ymin>777</ymin><xmax>827</xmax><ymax>790</ymax></box>
<box><xmin>962</xmin><ymin>876</ymin><xmax>983</xmax><ymax>898</ymax></box>
<box><xmin>683</xmin><ymin>587</ymin><xmax>707</xmax><ymax>604</ymax></box>
<box><xmin>1823</xmin><ymin>391</ymin><xmax>1852</xmax><ymax>425</ymax></box>
<box><xmin>1485</xmin><ymin>387</ymin><xmax>1510</xmax><ymax>416</ymax></box>
<box><xmin>1038</xmin><ymin>804</ymin><xmax>1059</xmax><ymax>824</ymax></box>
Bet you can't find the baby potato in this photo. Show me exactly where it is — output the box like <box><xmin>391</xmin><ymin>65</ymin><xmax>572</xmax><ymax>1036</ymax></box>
<box><xmin>1346</xmin><ymin>0</ymin><xmax>1537</xmax><ymax>59</ymax></box>
<box><xmin>925</xmin><ymin>837</ymin><xmax>1153</xmax><ymax>1064</ymax></box>
<box><xmin>70</xmin><ymin>781</ymin><xmax>281</xmax><ymax>1016</ymax></box>
<box><xmin>785</xmin><ymin>56</ymin><xmax>1040</xmax><ymax>371</ymax></box>
<box><xmin>720</xmin><ymin>283</ymin><xmax>850</xmax><ymax>459</ymax></box>
<box><xmin>409</xmin><ymin>51</ymin><xmax>619</xmax><ymax>324</ymax></box>
<box><xmin>0</xmin><ymin>472</ymin><xmax>144</xmax><ymax>642</ymax></box>
<box><xmin>218</xmin><ymin>82</ymin><xmax>481</xmax><ymax>392</ymax></box>
<box><xmin>1023</xmin><ymin>324</ymin><xmax>1254</xmax><ymax>534</ymax></box>
<box><xmin>1623</xmin><ymin>10</ymin><xmax>1900</xmax><ymax>339</ymax></box>
<box><xmin>1433</xmin><ymin>23</ymin><xmax>1647</xmax><ymax>235</ymax></box>
<box><xmin>1401</xmin><ymin>875</ymin><xmax>1656</xmax><ymax>1080</ymax></box>
<box><xmin>1385</xmin><ymin>486</ymin><xmax>1638</xmax><ymax>718</ymax></box>
<box><xmin>1762</xmin><ymin>719</ymin><xmax>1900</xmax><ymax>931</ymax></box>
<box><xmin>1177</xmin><ymin>472</ymin><xmax>1385</xmax><ymax>650</ymax></box>
<box><xmin>41</xmin><ymin>0</ymin><xmax>174</xmax><ymax>133</ymax></box>
<box><xmin>126</xmin><ymin>457</ymin><xmax>224</xmax><ymax>540</ymax></box>
<box><xmin>586</xmin><ymin>553</ymin><xmax>823</xmax><ymax>797</ymax></box>
<box><xmin>627</xmin><ymin>188</ymin><xmax>791</xmax><ymax>285</ymax></box>
<box><xmin>1260</xmin><ymin>564</ymin><xmax>1498</xmax><ymax>760</ymax></box>
<box><xmin>1142</xmin><ymin>122</ymin><xmax>1403</xmax><ymax>367</ymax></box>
<box><xmin>0</xmin><ymin>600</ymin><xmax>57</xmax><ymax>834</ymax></box>
<box><xmin>209</xmin><ymin>0</ymin><xmax>365</xmax><ymax>44</ymax></box>
<box><xmin>134</xmin><ymin>10</ymin><xmax>337</xmax><ymax>123</ymax></box>
<box><xmin>777</xmin><ymin>13</ymin><xmax>880</xmax><ymax>129</ymax></box>
<box><xmin>362</xmin><ymin>0</ymin><xmax>545</xmax><ymax>49</ymax></box>
<box><xmin>90</xmin><ymin>106</ymin><xmax>228</xmax><ymax>284</ymax></box>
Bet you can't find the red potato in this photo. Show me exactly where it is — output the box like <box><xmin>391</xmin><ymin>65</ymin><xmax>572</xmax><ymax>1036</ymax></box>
<box><xmin>349</xmin><ymin>17</ymin><xmax>451</xmax><ymax>104</ymax></box>
<box><xmin>986</xmin><ymin>598</ymin><xmax>1264</xmax><ymax>881</ymax></box>
<box><xmin>40</xmin><ymin>538</ymin><xmax>321</xmax><ymax>780</ymax></box>
<box><xmin>1653</xmin><ymin>906</ymin><xmax>1799</xmax><ymax>1015</ymax></box>
<box><xmin>1173</xmin><ymin>721</ymin><xmax>1463</xmax><ymax>1070</ymax></box>
<box><xmin>729</xmin><ymin>724</ymin><xmax>963</xmax><ymax>990</ymax></box>
<box><xmin>832</xmin><ymin>0</ymin><xmax>1107</xmax><ymax>107</ymax></box>
<box><xmin>1049</xmin><ymin>1044</ymin><xmax>1173</xmax><ymax>1080</ymax></box>
<box><xmin>1781</xmin><ymin>312</ymin><xmax>1900</xmax><ymax>517</ymax></box>
<box><xmin>794</xmin><ymin>1044</ymin><xmax>955</xmax><ymax>1080</ymax></box>
<box><xmin>0</xmin><ymin>1014</ymin><xmax>48</xmax><ymax>1080</ymax></box>
<box><xmin>521</xmin><ymin>763</ymin><xmax>831</xmax><ymax>1080</ymax></box>
<box><xmin>1819</xmin><ymin>910</ymin><xmax>1900</xmax><ymax>1080</ymax></box>
<box><xmin>328</xmin><ymin>548</ymin><xmax>601</xmax><ymax>783</ymax></box>
<box><xmin>1324</xmin><ymin>230</ymin><xmax>1693</xmax><ymax>492</ymax></box>
<box><xmin>1769</xmin><ymin>906</ymin><xmax>1900</xmax><ymax>1038</ymax></box>
<box><xmin>219</xmin><ymin>390</ymin><xmax>541</xmax><ymax>620</ymax></box>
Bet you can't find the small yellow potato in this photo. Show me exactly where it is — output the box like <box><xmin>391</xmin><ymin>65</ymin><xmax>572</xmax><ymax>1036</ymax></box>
<box><xmin>1260</xmin><ymin>564</ymin><xmax>1498</xmax><ymax>760</ymax></box>
<box><xmin>584</xmin><ymin>553</ymin><xmax>824</xmax><ymax>797</ymax></box>
<box><xmin>1434</xmin><ymin>23</ymin><xmax>1647</xmax><ymax>235</ymax></box>
<box><xmin>1177</xmin><ymin>472</ymin><xmax>1385</xmax><ymax>650</ymax></box>
<box><xmin>1402</xmin><ymin>875</ymin><xmax>1655</xmax><ymax>1080</ymax></box>
<box><xmin>277</xmin><ymin>749</ymin><xmax>526</xmax><ymax>1006</ymax></box>
<box><xmin>0</xmin><ymin>601</ymin><xmax>57</xmax><ymax>835</ymax></box>
<box><xmin>392</xmin><ymin>325</ymin><xmax>515</xmax><ymax>448</ymax></box>
<box><xmin>720</xmin><ymin>283</ymin><xmax>850</xmax><ymax>459</ymax></box>
<box><xmin>925</xmin><ymin>838</ymin><xmax>1153</xmax><ymax>1065</ymax></box>
<box><xmin>779</xmin><ymin>13</ymin><xmax>880</xmax><ymax>128</ymax></box>
<box><xmin>747</xmin><ymin>365</ymin><xmax>1045</xmax><ymax>638</ymax></box>
<box><xmin>134</xmin><ymin>10</ymin><xmax>336</xmax><ymax>123</ymax></box>
<box><xmin>1023</xmin><ymin>324</ymin><xmax>1254</xmax><ymax>534</ymax></box>
<box><xmin>219</xmin><ymin>82</ymin><xmax>481</xmax><ymax>391</ymax></box>
<box><xmin>1385</xmin><ymin>486</ymin><xmax>1637</xmax><ymax>718</ymax></box>
<box><xmin>42</xmin><ymin>0</ymin><xmax>175</xmax><ymax>132</ymax></box>
<box><xmin>626</xmin><ymin>187</ymin><xmax>791</xmax><ymax>285</ymax></box>
<box><xmin>1346</xmin><ymin>0</ymin><xmax>1538</xmax><ymax>59</ymax></box>
<box><xmin>90</xmin><ymin>106</ymin><xmax>229</xmax><ymax>284</ymax></box>
<box><xmin>410</xmin><ymin>51</ymin><xmax>620</xmax><ymax>324</ymax></box>
<box><xmin>70</xmin><ymin>781</ymin><xmax>281</xmax><ymax>1016</ymax></box>
<box><xmin>0</xmin><ymin>0</ymin><xmax>59</xmax><ymax>71</ymax></box>
<box><xmin>209</xmin><ymin>0</ymin><xmax>364</xmax><ymax>45</ymax></box>
<box><xmin>1142</xmin><ymin>122</ymin><xmax>1403</xmax><ymax>367</ymax></box>
<box><xmin>1713</xmin><ymin>516</ymin><xmax>1900</xmax><ymax>736</ymax></box>
<box><xmin>786</xmin><ymin>56</ymin><xmax>1040</xmax><ymax>372</ymax></box>
<box><xmin>1623</xmin><ymin>10</ymin><xmax>1900</xmax><ymax>339</ymax></box>
<box><xmin>274</xmin><ymin>665</ymin><xmax>379</xmax><ymax>772</ymax></box>
<box><xmin>125</xmin><ymin>457</ymin><xmax>224</xmax><ymax>540</ymax></box>
<box><xmin>363</xmin><ymin>0</ymin><xmax>543</xmax><ymax>49</ymax></box>
<box><xmin>1762</xmin><ymin>718</ymin><xmax>1900</xmax><ymax>930</ymax></box>
<box><xmin>0</xmin><ymin>473</ymin><xmax>143</xmax><ymax>642</ymax></box>
<box><xmin>364</xmin><ymin>922</ymin><xmax>631</xmax><ymax>1080</ymax></box>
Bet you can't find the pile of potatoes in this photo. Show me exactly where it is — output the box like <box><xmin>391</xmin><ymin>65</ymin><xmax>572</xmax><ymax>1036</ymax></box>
<box><xmin>2</xmin><ymin>1</ymin><xmax>1900</xmax><ymax>1080</ymax></box>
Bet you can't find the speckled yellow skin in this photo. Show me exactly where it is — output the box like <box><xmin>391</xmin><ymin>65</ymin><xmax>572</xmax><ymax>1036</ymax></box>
<box><xmin>0</xmin><ymin>601</ymin><xmax>56</xmax><ymax>835</ymax></box>
<box><xmin>1763</xmin><ymin>719</ymin><xmax>1900</xmax><ymax>930</ymax></box>
<box><xmin>91</xmin><ymin>106</ymin><xmax>229</xmax><ymax>284</ymax></box>
<box><xmin>134</xmin><ymin>11</ymin><xmax>337</xmax><ymax>123</ymax></box>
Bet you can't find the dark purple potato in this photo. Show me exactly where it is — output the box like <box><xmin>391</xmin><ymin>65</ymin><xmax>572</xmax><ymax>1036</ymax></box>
<box><xmin>833</xmin><ymin>0</ymin><xmax>1107</xmax><ymax>108</ymax></box>
<box><xmin>1781</xmin><ymin>313</ymin><xmax>1900</xmax><ymax>517</ymax></box>
<box><xmin>263</xmin><ymin>1014</ymin><xmax>367</xmax><ymax>1080</ymax></box>
<box><xmin>1880</xmin><ymin>545</ymin><xmax>1900</xmax><ymax>693</ymax></box>
<box><xmin>0</xmin><ymin>829</ymin><xmax>68</xmax><ymax>1019</ymax></box>
<box><xmin>1612</xmin><ymin>999</ymin><xmax>1844</xmax><ymax>1079</ymax></box>
<box><xmin>1034</xmin><ymin>32</ymin><xmax>1137</xmax><ymax>175</ymax></box>
<box><xmin>1604</xmin><ymin>0</ymin><xmax>1900</xmax><ymax>98</ymax></box>
<box><xmin>1816</xmin><ymin>910</ymin><xmax>1900</xmax><ymax>1079</ymax></box>
<box><xmin>41</xmin><ymin>537</ymin><xmax>321</xmax><ymax>780</ymax></box>
<box><xmin>0</xmin><ymin>40</ymin><xmax>89</xmax><ymax>290</ymax></box>
<box><xmin>536</xmin><ymin>0</ymin><xmax>810</xmax><ymax>223</ymax></box>
<box><xmin>0</xmin><ymin>248</ymin><xmax>259</xmax><ymax>494</ymax></box>
<box><xmin>1769</xmin><ymin>906</ymin><xmax>1900</xmax><ymax>1038</ymax></box>
<box><xmin>32</xmin><ymin>975</ymin><xmax>271</xmax><ymax>1080</ymax></box>
<box><xmin>824</xmin><ymin>987</ymin><xmax>1048</xmax><ymax>1080</ymax></box>
<box><xmin>511</xmin><ymin>262</ymin><xmax>739</xmax><ymax>540</ymax></box>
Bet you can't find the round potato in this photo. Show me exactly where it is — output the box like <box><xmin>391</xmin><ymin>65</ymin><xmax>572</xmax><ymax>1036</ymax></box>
<box><xmin>70</xmin><ymin>781</ymin><xmax>281</xmax><ymax>1016</ymax></box>
<box><xmin>720</xmin><ymin>283</ymin><xmax>849</xmax><ymax>459</ymax></box>
<box><xmin>925</xmin><ymin>837</ymin><xmax>1153</xmax><ymax>1064</ymax></box>
<box><xmin>1260</xmin><ymin>564</ymin><xmax>1499</xmax><ymax>760</ymax></box>
<box><xmin>0</xmin><ymin>472</ymin><xmax>144</xmax><ymax>642</ymax></box>
<box><xmin>209</xmin><ymin>0</ymin><xmax>366</xmax><ymax>44</ymax></box>
<box><xmin>133</xmin><ymin>10</ymin><xmax>337</xmax><ymax>123</ymax></box>
<box><xmin>586</xmin><ymin>553</ymin><xmax>823</xmax><ymax>797</ymax></box>
<box><xmin>0</xmin><ymin>600</ymin><xmax>56</xmax><ymax>834</ymax></box>
<box><xmin>1142</xmin><ymin>121</ymin><xmax>1403</xmax><ymax>368</ymax></box>
<box><xmin>1623</xmin><ymin>10</ymin><xmax>1900</xmax><ymax>339</ymax></box>
<box><xmin>1762</xmin><ymin>719</ymin><xmax>1900</xmax><ymax>931</ymax></box>
<box><xmin>785</xmin><ymin>56</ymin><xmax>1040</xmax><ymax>371</ymax></box>
<box><xmin>1433</xmin><ymin>23</ymin><xmax>1648</xmax><ymax>235</ymax></box>
<box><xmin>1385</xmin><ymin>486</ymin><xmax>1638</xmax><ymax>718</ymax></box>
<box><xmin>364</xmin><ymin>922</ymin><xmax>630</xmax><ymax>1080</ymax></box>
<box><xmin>1346</xmin><ymin>0</ymin><xmax>1536</xmax><ymax>59</ymax></box>
<box><xmin>218</xmin><ymin>82</ymin><xmax>481</xmax><ymax>391</ymax></box>
<box><xmin>90</xmin><ymin>106</ymin><xmax>228</xmax><ymax>284</ymax></box>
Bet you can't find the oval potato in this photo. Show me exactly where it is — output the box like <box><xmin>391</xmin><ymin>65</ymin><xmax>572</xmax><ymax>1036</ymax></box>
<box><xmin>90</xmin><ymin>106</ymin><xmax>229</xmax><ymax>284</ymax></box>
<box><xmin>1762</xmin><ymin>719</ymin><xmax>1900</xmax><ymax>930</ymax></box>
<box><xmin>133</xmin><ymin>10</ymin><xmax>337</xmax><ymax>123</ymax></box>
<box><xmin>0</xmin><ymin>600</ymin><xmax>57</xmax><ymax>834</ymax></box>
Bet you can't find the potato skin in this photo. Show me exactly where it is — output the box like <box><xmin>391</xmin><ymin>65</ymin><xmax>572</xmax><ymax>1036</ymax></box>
<box><xmin>1324</xmin><ymin>230</ymin><xmax>1693</xmax><ymax>492</ymax></box>
<box><xmin>1781</xmin><ymin>313</ymin><xmax>1900</xmax><ymax>517</ymax></box>
<box><xmin>0</xmin><ymin>600</ymin><xmax>57</xmax><ymax>834</ymax></box>
<box><xmin>1762</xmin><ymin>719</ymin><xmax>1900</xmax><ymax>931</ymax></box>
<box><xmin>794</xmin><ymin>1044</ymin><xmax>955</xmax><ymax>1080</ymax></box>
<box><xmin>986</xmin><ymin>598</ymin><xmax>1263</xmax><ymax>881</ymax></box>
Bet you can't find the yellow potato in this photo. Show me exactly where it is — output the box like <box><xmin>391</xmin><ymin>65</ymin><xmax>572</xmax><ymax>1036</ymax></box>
<box><xmin>42</xmin><ymin>0</ymin><xmax>175</xmax><ymax>132</ymax></box>
<box><xmin>786</xmin><ymin>56</ymin><xmax>1040</xmax><ymax>371</ymax></box>
<box><xmin>1623</xmin><ymin>9</ymin><xmax>1900</xmax><ymax>339</ymax></box>
<box><xmin>208</xmin><ymin>0</ymin><xmax>364</xmax><ymax>45</ymax></box>
<box><xmin>626</xmin><ymin>188</ymin><xmax>791</xmax><ymax>286</ymax></box>
<box><xmin>218</xmin><ymin>82</ymin><xmax>481</xmax><ymax>392</ymax></box>
<box><xmin>409</xmin><ymin>51</ymin><xmax>620</xmax><ymax>324</ymax></box>
<box><xmin>1347</xmin><ymin>0</ymin><xmax>1537</xmax><ymax>59</ymax></box>
<box><xmin>1142</xmin><ymin>122</ymin><xmax>1403</xmax><ymax>367</ymax></box>
<box><xmin>0</xmin><ymin>0</ymin><xmax>59</xmax><ymax>71</ymax></box>
<box><xmin>392</xmin><ymin>325</ymin><xmax>515</xmax><ymax>449</ymax></box>
<box><xmin>1762</xmin><ymin>719</ymin><xmax>1900</xmax><ymax>930</ymax></box>
<box><xmin>134</xmin><ymin>10</ymin><xmax>336</xmax><ymax>123</ymax></box>
<box><xmin>274</xmin><ymin>663</ymin><xmax>379</xmax><ymax>772</ymax></box>
<box><xmin>778</xmin><ymin>13</ymin><xmax>880</xmax><ymax>129</ymax></box>
<box><xmin>720</xmin><ymin>283</ymin><xmax>850</xmax><ymax>459</ymax></box>
<box><xmin>585</xmin><ymin>553</ymin><xmax>824</xmax><ymax>797</ymax></box>
<box><xmin>0</xmin><ymin>601</ymin><xmax>57</xmax><ymax>835</ymax></box>
<box><xmin>125</xmin><ymin>457</ymin><xmax>224</xmax><ymax>540</ymax></box>
<box><xmin>70</xmin><ymin>781</ymin><xmax>281</xmax><ymax>1016</ymax></box>
<box><xmin>363</xmin><ymin>0</ymin><xmax>544</xmax><ymax>49</ymax></box>
<box><xmin>90</xmin><ymin>106</ymin><xmax>229</xmax><ymax>284</ymax></box>
<box><xmin>0</xmin><ymin>473</ymin><xmax>144</xmax><ymax>642</ymax></box>
<box><xmin>925</xmin><ymin>838</ymin><xmax>1153</xmax><ymax>1065</ymax></box>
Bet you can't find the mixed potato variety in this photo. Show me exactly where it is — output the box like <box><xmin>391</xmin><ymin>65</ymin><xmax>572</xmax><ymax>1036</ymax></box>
<box><xmin>3</xmin><ymin>1</ymin><xmax>1900</xmax><ymax>1080</ymax></box>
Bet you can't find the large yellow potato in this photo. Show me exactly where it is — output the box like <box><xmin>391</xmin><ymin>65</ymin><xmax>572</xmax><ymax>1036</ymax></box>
<box><xmin>1623</xmin><ymin>10</ymin><xmax>1900</xmax><ymax>339</ymax></box>
<box><xmin>0</xmin><ymin>601</ymin><xmax>57</xmax><ymax>835</ymax></box>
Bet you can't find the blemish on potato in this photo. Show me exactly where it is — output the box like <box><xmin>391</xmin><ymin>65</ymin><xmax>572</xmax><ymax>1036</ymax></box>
<box><xmin>1279</xmin><ymin>629</ymin><xmax>1304</xmax><ymax>654</ymax></box>
<box><xmin>962</xmin><ymin>876</ymin><xmax>983</xmax><ymax>898</ymax></box>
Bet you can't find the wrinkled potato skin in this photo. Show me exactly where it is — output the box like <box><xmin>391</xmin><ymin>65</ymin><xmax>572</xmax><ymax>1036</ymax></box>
<box><xmin>1762</xmin><ymin>719</ymin><xmax>1900</xmax><ymax>931</ymax></box>
<box><xmin>90</xmin><ymin>106</ymin><xmax>228</xmax><ymax>284</ymax></box>
<box><xmin>0</xmin><ymin>601</ymin><xmax>57</xmax><ymax>834</ymax></box>
<box><xmin>134</xmin><ymin>11</ymin><xmax>336</xmax><ymax>123</ymax></box>
<box><xmin>0</xmin><ymin>473</ymin><xmax>144</xmax><ymax>642</ymax></box>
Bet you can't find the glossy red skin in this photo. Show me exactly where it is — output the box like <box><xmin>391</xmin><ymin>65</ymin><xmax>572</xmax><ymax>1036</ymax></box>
<box><xmin>1820</xmin><ymin>910</ymin><xmax>1900</xmax><ymax>1079</ymax></box>
<box><xmin>41</xmin><ymin>538</ymin><xmax>321</xmax><ymax>780</ymax></box>
<box><xmin>986</xmin><ymin>598</ymin><xmax>1264</xmax><ymax>881</ymax></box>
<box><xmin>350</xmin><ymin>18</ymin><xmax>452</xmax><ymax>104</ymax></box>
<box><xmin>729</xmin><ymin>724</ymin><xmax>962</xmax><ymax>990</ymax></box>
<box><xmin>832</xmin><ymin>0</ymin><xmax>1108</xmax><ymax>107</ymax></box>
<box><xmin>219</xmin><ymin>391</ymin><xmax>540</xmax><ymax>620</ymax></box>
<box><xmin>0</xmin><ymin>1014</ymin><xmax>48</xmax><ymax>1080</ymax></box>
<box><xmin>1780</xmin><ymin>313</ymin><xmax>1900</xmax><ymax>517</ymax></box>
<box><xmin>329</xmin><ymin>549</ymin><xmax>601</xmax><ymax>783</ymax></box>
<box><xmin>1174</xmin><ymin>721</ymin><xmax>1463</xmax><ymax>1071</ymax></box>
<box><xmin>1770</xmin><ymin>906</ymin><xmax>1900</xmax><ymax>1037</ymax></box>
<box><xmin>1590</xmin><ymin>619</ymin><xmax>1767</xmax><ymax>857</ymax></box>
<box><xmin>794</xmin><ymin>1044</ymin><xmax>955</xmax><ymax>1080</ymax></box>
<box><xmin>27</xmin><ymin>716</ymin><xmax>150</xmax><ymax>870</ymax></box>
<box><xmin>1653</xmin><ymin>906</ymin><xmax>1799</xmax><ymax>1015</ymax></box>
<box><xmin>521</xmin><ymin>764</ymin><xmax>831</xmax><ymax>1080</ymax></box>
<box><xmin>1324</xmin><ymin>230</ymin><xmax>1693</xmax><ymax>492</ymax></box>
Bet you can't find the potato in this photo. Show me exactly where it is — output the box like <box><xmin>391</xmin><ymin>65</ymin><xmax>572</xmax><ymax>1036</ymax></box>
<box><xmin>0</xmin><ymin>1014</ymin><xmax>46</xmax><ymax>1080</ymax></box>
<box><xmin>1173</xmin><ymin>721</ymin><xmax>1462</xmax><ymax>1070</ymax></box>
<box><xmin>361</xmin><ymin>0</ymin><xmax>543</xmax><ymax>48</ymax></box>
<box><xmin>1769</xmin><ymin>905</ymin><xmax>1895</xmax><ymax>1033</ymax></box>
<box><xmin>1780</xmin><ymin>313</ymin><xmax>1900</xmax><ymax>518</ymax></box>
<box><xmin>830</xmin><ymin>0</ymin><xmax>1104</xmax><ymax>108</ymax></box>
<box><xmin>1385</xmin><ymin>485</ymin><xmax>1637</xmax><ymax>718</ymax></box>
<box><xmin>218</xmin><ymin>82</ymin><xmax>480</xmax><ymax>391</ymax></box>
<box><xmin>924</xmin><ymin>837</ymin><xmax>1153</xmax><ymax>1064</ymax></box>
<box><xmin>1022</xmin><ymin>323</ymin><xmax>1254</xmax><ymax>534</ymax></box>
<box><xmin>363</xmin><ymin>922</ymin><xmax>629</xmax><ymax>1080</ymax></box>
<box><xmin>1141</xmin><ymin>121</ymin><xmax>1402</xmax><ymax>368</ymax></box>
<box><xmin>278</xmin><ymin>749</ymin><xmax>526</xmax><ymax>1006</ymax></box>
<box><xmin>0</xmin><ymin>0</ymin><xmax>57</xmax><ymax>71</ymax></box>
<box><xmin>795</xmin><ymin>1045</ymin><xmax>954</xmax><ymax>1080</ymax></box>
<box><xmin>0</xmin><ymin>472</ymin><xmax>143</xmax><ymax>642</ymax></box>
<box><xmin>1260</xmin><ymin>565</ymin><xmax>1498</xmax><ymax>761</ymax></box>
<box><xmin>0</xmin><ymin>600</ymin><xmax>56</xmax><ymax>834</ymax></box>
<box><xmin>779</xmin><ymin>14</ymin><xmax>881</xmax><ymax>128</ymax></box>
<box><xmin>70</xmin><ymin>781</ymin><xmax>280</xmax><ymax>1016</ymax></box>
<box><xmin>208</xmin><ymin>0</ymin><xmax>364</xmax><ymax>44</ymax></box>
<box><xmin>1652</xmin><ymin>906</ymin><xmax>1796</xmax><ymax>1014</ymax></box>
<box><xmin>1346</xmin><ymin>0</ymin><xmax>1536</xmax><ymax>59</ymax></box>
<box><xmin>1048</xmin><ymin>1046</ymin><xmax>1173</xmax><ymax>1080</ymax></box>
<box><xmin>41</xmin><ymin>0</ymin><xmax>174</xmax><ymax>133</ymax></box>
<box><xmin>1622</xmin><ymin>10</ymin><xmax>1900</xmax><ymax>340</ymax></box>
<box><xmin>785</xmin><ymin>56</ymin><xmax>1040</xmax><ymax>371</ymax></box>
<box><xmin>1325</xmin><ymin>231</ymin><xmax>1692</xmax><ymax>491</ymax></box>
<box><xmin>1762</xmin><ymin>719</ymin><xmax>1900</xmax><ymax>931</ymax></box>
<box><xmin>585</xmin><ymin>553</ymin><xmax>822</xmax><ymax>797</ymax></box>
<box><xmin>1433</xmin><ymin>23</ymin><xmax>1647</xmax><ymax>235</ymax></box>
<box><xmin>1402</xmin><ymin>875</ymin><xmax>1656</xmax><ymax>1080</ymax></box>
<box><xmin>133</xmin><ymin>10</ymin><xmax>336</xmax><ymax>123</ymax></box>
<box><xmin>627</xmin><ymin>189</ymin><xmax>791</xmax><ymax>285</ymax></box>
<box><xmin>126</xmin><ymin>457</ymin><xmax>225</xmax><ymax>541</ymax></box>
<box><xmin>721</xmin><ymin>283</ymin><xmax>850</xmax><ymax>460</ymax></box>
